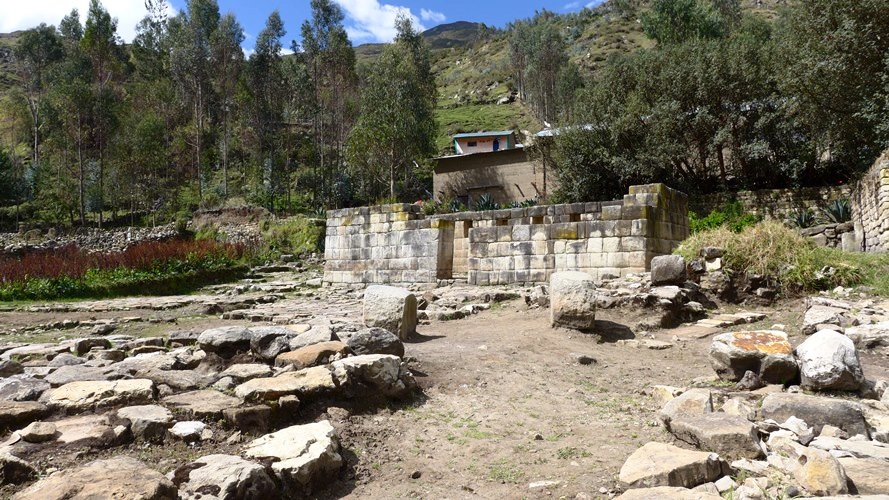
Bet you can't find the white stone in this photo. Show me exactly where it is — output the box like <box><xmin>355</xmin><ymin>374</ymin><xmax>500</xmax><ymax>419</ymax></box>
<box><xmin>170</xmin><ymin>421</ymin><xmax>206</xmax><ymax>441</ymax></box>
<box><xmin>549</xmin><ymin>271</ymin><xmax>596</xmax><ymax>330</ymax></box>
<box><xmin>363</xmin><ymin>285</ymin><xmax>417</xmax><ymax>340</ymax></box>
<box><xmin>175</xmin><ymin>454</ymin><xmax>276</xmax><ymax>500</ymax></box>
<box><xmin>796</xmin><ymin>330</ymin><xmax>864</xmax><ymax>391</ymax></box>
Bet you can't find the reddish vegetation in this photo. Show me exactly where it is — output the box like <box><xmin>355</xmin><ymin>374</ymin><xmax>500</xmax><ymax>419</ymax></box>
<box><xmin>0</xmin><ymin>239</ymin><xmax>244</xmax><ymax>283</ymax></box>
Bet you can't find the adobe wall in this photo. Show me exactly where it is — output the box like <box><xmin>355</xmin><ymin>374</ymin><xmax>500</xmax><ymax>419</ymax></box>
<box><xmin>324</xmin><ymin>184</ymin><xmax>689</xmax><ymax>285</ymax></box>
<box><xmin>433</xmin><ymin>149</ymin><xmax>554</xmax><ymax>206</ymax></box>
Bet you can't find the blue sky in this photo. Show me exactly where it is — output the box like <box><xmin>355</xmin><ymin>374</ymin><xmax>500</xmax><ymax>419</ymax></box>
<box><xmin>3</xmin><ymin>0</ymin><xmax>603</xmax><ymax>47</ymax></box>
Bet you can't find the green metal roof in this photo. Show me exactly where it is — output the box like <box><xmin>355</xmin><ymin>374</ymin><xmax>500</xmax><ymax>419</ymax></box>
<box><xmin>452</xmin><ymin>130</ymin><xmax>514</xmax><ymax>140</ymax></box>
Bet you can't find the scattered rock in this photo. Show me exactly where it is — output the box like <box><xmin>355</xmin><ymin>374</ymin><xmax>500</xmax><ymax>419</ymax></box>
<box><xmin>768</xmin><ymin>435</ymin><xmax>848</xmax><ymax>496</ymax></box>
<box><xmin>347</xmin><ymin>328</ymin><xmax>405</xmax><ymax>357</ymax></box>
<box><xmin>572</xmin><ymin>353</ymin><xmax>597</xmax><ymax>365</ymax></box>
<box><xmin>117</xmin><ymin>405</ymin><xmax>173</xmax><ymax>442</ymax></box>
<box><xmin>219</xmin><ymin>364</ymin><xmax>273</xmax><ymax>382</ymax></box>
<box><xmin>760</xmin><ymin>393</ymin><xmax>868</xmax><ymax>437</ymax></box>
<box><xmin>660</xmin><ymin>388</ymin><xmax>713</xmax><ymax>428</ymax></box>
<box><xmin>669</xmin><ymin>413</ymin><xmax>762</xmax><ymax>460</ymax></box>
<box><xmin>615</xmin><ymin>486</ymin><xmax>722</xmax><ymax>499</ymax></box>
<box><xmin>44</xmin><ymin>365</ymin><xmax>117</xmax><ymax>387</ymax></box>
<box><xmin>837</xmin><ymin>457</ymin><xmax>889</xmax><ymax>495</ymax></box>
<box><xmin>161</xmin><ymin>390</ymin><xmax>242</xmax><ymax>420</ymax></box>
<box><xmin>19</xmin><ymin>421</ymin><xmax>56</xmax><ymax>443</ymax></box>
<box><xmin>0</xmin><ymin>453</ymin><xmax>37</xmax><ymax>486</ymax></box>
<box><xmin>290</xmin><ymin>326</ymin><xmax>336</xmax><ymax>350</ymax></box>
<box><xmin>363</xmin><ymin>285</ymin><xmax>418</xmax><ymax>340</ymax></box>
<box><xmin>802</xmin><ymin>305</ymin><xmax>847</xmax><ymax>335</ymax></box>
<box><xmin>53</xmin><ymin>414</ymin><xmax>120</xmax><ymax>448</ymax></box>
<box><xmin>242</xmin><ymin>420</ymin><xmax>342</xmax><ymax>497</ymax></box>
<box><xmin>173</xmin><ymin>454</ymin><xmax>276</xmax><ymax>500</ymax></box>
<box><xmin>709</xmin><ymin>330</ymin><xmax>798</xmax><ymax>384</ymax></box>
<box><xmin>274</xmin><ymin>341</ymin><xmax>348</xmax><ymax>369</ymax></box>
<box><xmin>330</xmin><ymin>354</ymin><xmax>417</xmax><ymax>398</ymax></box>
<box><xmin>197</xmin><ymin>326</ymin><xmax>252</xmax><ymax>357</ymax></box>
<box><xmin>12</xmin><ymin>457</ymin><xmax>176</xmax><ymax>500</ymax></box>
<box><xmin>0</xmin><ymin>360</ymin><xmax>24</xmax><ymax>377</ymax></box>
<box><xmin>170</xmin><ymin>421</ymin><xmax>206</xmax><ymax>441</ymax></box>
<box><xmin>618</xmin><ymin>441</ymin><xmax>727</xmax><ymax>489</ymax></box>
<box><xmin>650</xmin><ymin>255</ymin><xmax>687</xmax><ymax>286</ymax></box>
<box><xmin>249</xmin><ymin>326</ymin><xmax>297</xmax><ymax>361</ymax></box>
<box><xmin>223</xmin><ymin>406</ymin><xmax>271</xmax><ymax>434</ymax></box>
<box><xmin>0</xmin><ymin>375</ymin><xmax>50</xmax><ymax>402</ymax></box>
<box><xmin>549</xmin><ymin>271</ymin><xmax>597</xmax><ymax>330</ymax></box>
<box><xmin>46</xmin><ymin>353</ymin><xmax>85</xmax><ymax>367</ymax></box>
<box><xmin>796</xmin><ymin>329</ymin><xmax>865</xmax><ymax>391</ymax></box>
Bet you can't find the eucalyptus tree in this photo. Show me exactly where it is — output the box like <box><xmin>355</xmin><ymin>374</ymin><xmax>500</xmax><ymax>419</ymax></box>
<box><xmin>13</xmin><ymin>23</ymin><xmax>64</xmax><ymax>168</ymax></box>
<box><xmin>211</xmin><ymin>13</ymin><xmax>244</xmax><ymax>198</ymax></box>
<box><xmin>169</xmin><ymin>0</ymin><xmax>221</xmax><ymax>201</ymax></box>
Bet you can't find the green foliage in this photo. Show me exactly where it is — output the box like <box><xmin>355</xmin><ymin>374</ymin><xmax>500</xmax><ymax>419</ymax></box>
<box><xmin>473</xmin><ymin>193</ymin><xmax>499</xmax><ymax>211</ymax></box>
<box><xmin>688</xmin><ymin>201</ymin><xmax>761</xmax><ymax>233</ymax></box>
<box><xmin>676</xmin><ymin>221</ymin><xmax>876</xmax><ymax>294</ymax></box>
<box><xmin>821</xmin><ymin>199</ymin><xmax>852</xmax><ymax>224</ymax></box>
<box><xmin>642</xmin><ymin>0</ymin><xmax>738</xmax><ymax>45</ymax></box>
<box><xmin>787</xmin><ymin>209</ymin><xmax>817</xmax><ymax>229</ymax></box>
<box><xmin>258</xmin><ymin>217</ymin><xmax>325</xmax><ymax>259</ymax></box>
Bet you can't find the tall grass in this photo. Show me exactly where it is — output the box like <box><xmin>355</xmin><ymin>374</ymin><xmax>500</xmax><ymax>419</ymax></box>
<box><xmin>675</xmin><ymin>221</ymin><xmax>889</xmax><ymax>294</ymax></box>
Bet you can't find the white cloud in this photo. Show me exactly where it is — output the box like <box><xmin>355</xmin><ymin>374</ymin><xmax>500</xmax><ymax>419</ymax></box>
<box><xmin>0</xmin><ymin>0</ymin><xmax>174</xmax><ymax>42</ymax></box>
<box><xmin>564</xmin><ymin>1</ymin><xmax>581</xmax><ymax>9</ymax></box>
<box><xmin>419</xmin><ymin>8</ymin><xmax>445</xmax><ymax>24</ymax></box>
<box><xmin>334</xmin><ymin>0</ymin><xmax>425</xmax><ymax>43</ymax></box>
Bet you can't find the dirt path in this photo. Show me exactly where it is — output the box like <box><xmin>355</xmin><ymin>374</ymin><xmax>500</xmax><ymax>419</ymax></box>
<box><xmin>326</xmin><ymin>302</ymin><xmax>713</xmax><ymax>499</ymax></box>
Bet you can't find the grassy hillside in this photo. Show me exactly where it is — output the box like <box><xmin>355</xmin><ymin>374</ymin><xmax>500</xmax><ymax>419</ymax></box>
<box><xmin>0</xmin><ymin>32</ymin><xmax>20</xmax><ymax>91</ymax></box>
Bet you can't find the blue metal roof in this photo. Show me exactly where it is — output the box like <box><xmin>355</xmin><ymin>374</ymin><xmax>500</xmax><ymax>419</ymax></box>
<box><xmin>453</xmin><ymin>130</ymin><xmax>514</xmax><ymax>139</ymax></box>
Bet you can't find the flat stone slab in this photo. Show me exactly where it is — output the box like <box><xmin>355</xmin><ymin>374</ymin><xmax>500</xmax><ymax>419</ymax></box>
<box><xmin>219</xmin><ymin>364</ymin><xmax>273</xmax><ymax>381</ymax></box>
<box><xmin>54</xmin><ymin>414</ymin><xmax>118</xmax><ymax>448</ymax></box>
<box><xmin>174</xmin><ymin>454</ymin><xmax>276</xmax><ymax>499</ymax></box>
<box><xmin>40</xmin><ymin>379</ymin><xmax>155</xmax><ymax>412</ymax></box>
<box><xmin>760</xmin><ymin>393</ymin><xmax>869</xmax><ymax>437</ymax></box>
<box><xmin>838</xmin><ymin>457</ymin><xmax>889</xmax><ymax>495</ymax></box>
<box><xmin>619</xmin><ymin>442</ymin><xmax>727</xmax><ymax>489</ymax></box>
<box><xmin>234</xmin><ymin>366</ymin><xmax>336</xmax><ymax>401</ymax></box>
<box><xmin>0</xmin><ymin>401</ymin><xmax>50</xmax><ymax>429</ymax></box>
<box><xmin>616</xmin><ymin>486</ymin><xmax>722</xmax><ymax>499</ymax></box>
<box><xmin>161</xmin><ymin>390</ymin><xmax>242</xmax><ymax>419</ymax></box>
<box><xmin>810</xmin><ymin>436</ymin><xmax>889</xmax><ymax>461</ymax></box>
<box><xmin>669</xmin><ymin>413</ymin><xmax>762</xmax><ymax>460</ymax></box>
<box><xmin>13</xmin><ymin>456</ymin><xmax>176</xmax><ymax>500</ymax></box>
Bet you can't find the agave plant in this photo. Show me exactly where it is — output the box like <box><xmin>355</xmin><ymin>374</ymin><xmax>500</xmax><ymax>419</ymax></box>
<box><xmin>788</xmin><ymin>209</ymin><xmax>817</xmax><ymax>229</ymax></box>
<box><xmin>447</xmin><ymin>198</ymin><xmax>465</xmax><ymax>213</ymax></box>
<box><xmin>821</xmin><ymin>199</ymin><xmax>851</xmax><ymax>223</ymax></box>
<box><xmin>473</xmin><ymin>193</ymin><xmax>499</xmax><ymax>211</ymax></box>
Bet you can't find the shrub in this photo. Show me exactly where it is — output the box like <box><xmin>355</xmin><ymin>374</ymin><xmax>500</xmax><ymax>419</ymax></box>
<box><xmin>259</xmin><ymin>218</ymin><xmax>325</xmax><ymax>259</ymax></box>
<box><xmin>787</xmin><ymin>209</ymin><xmax>818</xmax><ymax>228</ymax></box>
<box><xmin>473</xmin><ymin>193</ymin><xmax>499</xmax><ymax>211</ymax></box>
<box><xmin>689</xmin><ymin>201</ymin><xmax>761</xmax><ymax>234</ymax></box>
<box><xmin>822</xmin><ymin>199</ymin><xmax>852</xmax><ymax>223</ymax></box>
<box><xmin>676</xmin><ymin>220</ymin><xmax>872</xmax><ymax>293</ymax></box>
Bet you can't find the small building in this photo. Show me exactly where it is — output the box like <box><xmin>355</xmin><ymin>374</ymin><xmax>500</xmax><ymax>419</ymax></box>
<box><xmin>452</xmin><ymin>131</ymin><xmax>517</xmax><ymax>155</ymax></box>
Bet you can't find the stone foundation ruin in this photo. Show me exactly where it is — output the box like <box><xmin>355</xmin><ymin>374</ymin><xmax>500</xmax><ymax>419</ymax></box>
<box><xmin>324</xmin><ymin>184</ymin><xmax>689</xmax><ymax>285</ymax></box>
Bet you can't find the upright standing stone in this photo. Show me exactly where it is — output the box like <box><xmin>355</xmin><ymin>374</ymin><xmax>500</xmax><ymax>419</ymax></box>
<box><xmin>651</xmin><ymin>255</ymin><xmax>687</xmax><ymax>286</ymax></box>
<box><xmin>549</xmin><ymin>271</ymin><xmax>597</xmax><ymax>330</ymax></box>
<box><xmin>363</xmin><ymin>285</ymin><xmax>417</xmax><ymax>340</ymax></box>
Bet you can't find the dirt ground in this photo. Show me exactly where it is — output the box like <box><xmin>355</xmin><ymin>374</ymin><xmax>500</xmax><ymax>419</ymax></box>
<box><xmin>2</xmin><ymin>290</ymin><xmax>889</xmax><ymax>500</ymax></box>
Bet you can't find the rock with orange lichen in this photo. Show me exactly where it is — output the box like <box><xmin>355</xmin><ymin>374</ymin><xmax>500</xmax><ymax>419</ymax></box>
<box><xmin>710</xmin><ymin>330</ymin><xmax>798</xmax><ymax>384</ymax></box>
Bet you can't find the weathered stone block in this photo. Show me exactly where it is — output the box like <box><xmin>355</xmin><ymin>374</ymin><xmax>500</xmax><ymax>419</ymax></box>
<box><xmin>550</xmin><ymin>271</ymin><xmax>597</xmax><ymax>330</ymax></box>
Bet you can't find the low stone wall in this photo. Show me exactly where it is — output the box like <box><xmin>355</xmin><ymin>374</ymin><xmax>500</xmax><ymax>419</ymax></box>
<box><xmin>324</xmin><ymin>184</ymin><xmax>689</xmax><ymax>285</ymax></box>
<box><xmin>0</xmin><ymin>224</ymin><xmax>180</xmax><ymax>255</ymax></box>
<box><xmin>692</xmin><ymin>186</ymin><xmax>852</xmax><ymax>220</ymax></box>
<box><xmin>800</xmin><ymin>222</ymin><xmax>856</xmax><ymax>250</ymax></box>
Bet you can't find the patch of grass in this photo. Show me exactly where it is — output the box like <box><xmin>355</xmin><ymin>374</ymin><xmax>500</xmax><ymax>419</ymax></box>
<box><xmin>435</xmin><ymin>103</ymin><xmax>541</xmax><ymax>152</ymax></box>
<box><xmin>556</xmin><ymin>447</ymin><xmax>591</xmax><ymax>460</ymax></box>
<box><xmin>258</xmin><ymin>217</ymin><xmax>325</xmax><ymax>260</ymax></box>
<box><xmin>676</xmin><ymin>220</ymin><xmax>889</xmax><ymax>295</ymax></box>
<box><xmin>488</xmin><ymin>460</ymin><xmax>525</xmax><ymax>483</ymax></box>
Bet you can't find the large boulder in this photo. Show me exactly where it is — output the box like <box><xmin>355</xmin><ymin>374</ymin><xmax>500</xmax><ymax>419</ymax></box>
<box><xmin>39</xmin><ymin>379</ymin><xmax>155</xmax><ymax>412</ymax></box>
<box><xmin>549</xmin><ymin>271</ymin><xmax>597</xmax><ymax>330</ymax></box>
<box><xmin>274</xmin><ymin>341</ymin><xmax>348</xmax><ymax>369</ymax></box>
<box><xmin>0</xmin><ymin>375</ymin><xmax>50</xmax><ymax>402</ymax></box>
<box><xmin>197</xmin><ymin>326</ymin><xmax>252</xmax><ymax>357</ymax></box>
<box><xmin>668</xmin><ymin>413</ymin><xmax>762</xmax><ymax>460</ymax></box>
<box><xmin>760</xmin><ymin>393</ymin><xmax>868</xmax><ymax>437</ymax></box>
<box><xmin>618</xmin><ymin>442</ymin><xmax>727</xmax><ymax>489</ymax></box>
<box><xmin>13</xmin><ymin>457</ymin><xmax>176</xmax><ymax>500</ymax></box>
<box><xmin>363</xmin><ymin>285</ymin><xmax>417</xmax><ymax>340</ymax></box>
<box><xmin>173</xmin><ymin>454</ymin><xmax>276</xmax><ymax>500</ymax></box>
<box><xmin>650</xmin><ymin>255</ymin><xmax>687</xmax><ymax>286</ymax></box>
<box><xmin>796</xmin><ymin>329</ymin><xmax>865</xmax><ymax>391</ymax></box>
<box><xmin>242</xmin><ymin>421</ymin><xmax>342</xmax><ymax>497</ymax></box>
<box><xmin>709</xmin><ymin>330</ymin><xmax>798</xmax><ymax>384</ymax></box>
<box><xmin>330</xmin><ymin>354</ymin><xmax>417</xmax><ymax>398</ymax></box>
<box><xmin>347</xmin><ymin>328</ymin><xmax>405</xmax><ymax>357</ymax></box>
<box><xmin>837</xmin><ymin>457</ymin><xmax>889</xmax><ymax>495</ymax></box>
<box><xmin>289</xmin><ymin>326</ymin><xmax>336</xmax><ymax>350</ymax></box>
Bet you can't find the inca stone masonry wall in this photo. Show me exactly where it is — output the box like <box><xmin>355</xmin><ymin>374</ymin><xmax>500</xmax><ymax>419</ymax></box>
<box><xmin>851</xmin><ymin>150</ymin><xmax>889</xmax><ymax>252</ymax></box>
<box><xmin>692</xmin><ymin>185</ymin><xmax>852</xmax><ymax>219</ymax></box>
<box><xmin>324</xmin><ymin>184</ymin><xmax>689</xmax><ymax>285</ymax></box>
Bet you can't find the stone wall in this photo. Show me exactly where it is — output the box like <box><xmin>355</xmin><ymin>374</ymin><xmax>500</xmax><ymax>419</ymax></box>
<box><xmin>692</xmin><ymin>186</ymin><xmax>852</xmax><ymax>219</ymax></box>
<box><xmin>324</xmin><ymin>184</ymin><xmax>689</xmax><ymax>285</ymax></box>
<box><xmin>433</xmin><ymin>149</ymin><xmax>554</xmax><ymax>206</ymax></box>
<box><xmin>851</xmin><ymin>150</ymin><xmax>889</xmax><ymax>252</ymax></box>
<box><xmin>800</xmin><ymin>222</ymin><xmax>856</xmax><ymax>250</ymax></box>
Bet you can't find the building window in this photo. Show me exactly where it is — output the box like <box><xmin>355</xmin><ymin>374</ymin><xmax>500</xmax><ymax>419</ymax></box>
<box><xmin>467</xmin><ymin>141</ymin><xmax>477</xmax><ymax>147</ymax></box>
